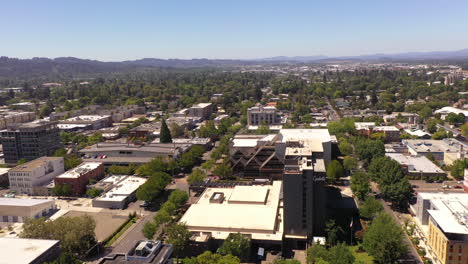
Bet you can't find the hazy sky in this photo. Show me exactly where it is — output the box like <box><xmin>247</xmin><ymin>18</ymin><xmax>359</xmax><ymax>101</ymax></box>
<box><xmin>2</xmin><ymin>0</ymin><xmax>468</xmax><ymax>61</ymax></box>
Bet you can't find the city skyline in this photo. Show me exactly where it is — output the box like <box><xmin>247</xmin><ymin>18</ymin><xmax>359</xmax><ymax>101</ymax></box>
<box><xmin>2</xmin><ymin>0</ymin><xmax>468</xmax><ymax>61</ymax></box>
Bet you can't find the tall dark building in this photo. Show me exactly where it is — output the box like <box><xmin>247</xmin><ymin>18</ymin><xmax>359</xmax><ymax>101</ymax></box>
<box><xmin>0</xmin><ymin>121</ymin><xmax>62</xmax><ymax>164</ymax></box>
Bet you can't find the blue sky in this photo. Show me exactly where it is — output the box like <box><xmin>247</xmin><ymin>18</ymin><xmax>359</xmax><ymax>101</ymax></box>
<box><xmin>1</xmin><ymin>0</ymin><xmax>468</xmax><ymax>61</ymax></box>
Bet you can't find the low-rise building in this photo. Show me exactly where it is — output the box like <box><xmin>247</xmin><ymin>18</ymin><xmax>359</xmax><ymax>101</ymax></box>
<box><xmin>0</xmin><ymin>167</ymin><xmax>10</xmax><ymax>188</ymax></box>
<box><xmin>403</xmin><ymin>128</ymin><xmax>431</xmax><ymax>139</ymax></box>
<box><xmin>189</xmin><ymin>103</ymin><xmax>213</xmax><ymax>120</ymax></box>
<box><xmin>80</xmin><ymin>142</ymin><xmax>192</xmax><ymax>166</ymax></box>
<box><xmin>92</xmin><ymin>175</ymin><xmax>147</xmax><ymax>209</ymax></box>
<box><xmin>403</xmin><ymin>139</ymin><xmax>467</xmax><ymax>165</ymax></box>
<box><xmin>0</xmin><ymin>198</ymin><xmax>56</xmax><ymax>222</ymax></box>
<box><xmin>434</xmin><ymin>107</ymin><xmax>468</xmax><ymax>122</ymax></box>
<box><xmin>98</xmin><ymin>240</ymin><xmax>173</xmax><ymax>264</ymax></box>
<box><xmin>55</xmin><ymin>162</ymin><xmax>105</xmax><ymax>196</ymax></box>
<box><xmin>354</xmin><ymin>122</ymin><xmax>376</xmax><ymax>137</ymax></box>
<box><xmin>8</xmin><ymin>157</ymin><xmax>64</xmax><ymax>195</ymax></box>
<box><xmin>180</xmin><ymin>181</ymin><xmax>284</xmax><ymax>244</ymax></box>
<box><xmin>411</xmin><ymin>193</ymin><xmax>468</xmax><ymax>264</ymax></box>
<box><xmin>373</xmin><ymin>126</ymin><xmax>400</xmax><ymax>142</ymax></box>
<box><xmin>58</xmin><ymin>115</ymin><xmax>112</xmax><ymax>131</ymax></box>
<box><xmin>385</xmin><ymin>153</ymin><xmax>446</xmax><ymax>179</ymax></box>
<box><xmin>0</xmin><ymin>237</ymin><xmax>60</xmax><ymax>264</ymax></box>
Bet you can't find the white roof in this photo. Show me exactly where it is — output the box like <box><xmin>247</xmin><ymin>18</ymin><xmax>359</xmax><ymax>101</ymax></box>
<box><xmin>420</xmin><ymin>192</ymin><xmax>468</xmax><ymax>235</ymax></box>
<box><xmin>385</xmin><ymin>153</ymin><xmax>444</xmax><ymax>173</ymax></box>
<box><xmin>355</xmin><ymin>122</ymin><xmax>376</xmax><ymax>130</ymax></box>
<box><xmin>64</xmin><ymin>115</ymin><xmax>111</xmax><ymax>122</ymax></box>
<box><xmin>57</xmin><ymin>162</ymin><xmax>102</xmax><ymax>179</ymax></box>
<box><xmin>373</xmin><ymin>126</ymin><xmax>399</xmax><ymax>132</ymax></box>
<box><xmin>434</xmin><ymin>106</ymin><xmax>468</xmax><ymax>116</ymax></box>
<box><xmin>228</xmin><ymin>186</ymin><xmax>269</xmax><ymax>204</ymax></box>
<box><xmin>180</xmin><ymin>181</ymin><xmax>283</xmax><ymax>241</ymax></box>
<box><xmin>0</xmin><ymin>238</ymin><xmax>59</xmax><ymax>264</ymax></box>
<box><xmin>0</xmin><ymin>198</ymin><xmax>54</xmax><ymax>207</ymax></box>
<box><xmin>404</xmin><ymin>129</ymin><xmax>430</xmax><ymax>137</ymax></box>
<box><xmin>95</xmin><ymin>176</ymin><xmax>147</xmax><ymax>202</ymax></box>
<box><xmin>279</xmin><ymin>129</ymin><xmax>331</xmax><ymax>142</ymax></box>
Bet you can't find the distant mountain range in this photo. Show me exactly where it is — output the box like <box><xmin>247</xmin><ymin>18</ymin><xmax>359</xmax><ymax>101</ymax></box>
<box><xmin>256</xmin><ymin>49</ymin><xmax>468</xmax><ymax>62</ymax></box>
<box><xmin>1</xmin><ymin>49</ymin><xmax>468</xmax><ymax>79</ymax></box>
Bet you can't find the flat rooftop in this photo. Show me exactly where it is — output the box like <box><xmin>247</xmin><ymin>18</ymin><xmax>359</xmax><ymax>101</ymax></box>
<box><xmin>419</xmin><ymin>192</ymin><xmax>468</xmax><ymax>235</ymax></box>
<box><xmin>279</xmin><ymin>129</ymin><xmax>332</xmax><ymax>143</ymax></box>
<box><xmin>10</xmin><ymin>157</ymin><xmax>63</xmax><ymax>172</ymax></box>
<box><xmin>57</xmin><ymin>162</ymin><xmax>102</xmax><ymax>179</ymax></box>
<box><xmin>385</xmin><ymin>153</ymin><xmax>444</xmax><ymax>174</ymax></box>
<box><xmin>0</xmin><ymin>197</ymin><xmax>54</xmax><ymax>207</ymax></box>
<box><xmin>403</xmin><ymin>139</ymin><xmax>463</xmax><ymax>153</ymax></box>
<box><xmin>63</xmin><ymin>115</ymin><xmax>110</xmax><ymax>122</ymax></box>
<box><xmin>0</xmin><ymin>237</ymin><xmax>59</xmax><ymax>264</ymax></box>
<box><xmin>95</xmin><ymin>175</ymin><xmax>147</xmax><ymax>202</ymax></box>
<box><xmin>373</xmin><ymin>126</ymin><xmax>399</xmax><ymax>132</ymax></box>
<box><xmin>180</xmin><ymin>181</ymin><xmax>283</xmax><ymax>241</ymax></box>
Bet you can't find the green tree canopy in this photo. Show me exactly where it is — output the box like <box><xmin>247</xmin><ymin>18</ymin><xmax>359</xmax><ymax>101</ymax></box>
<box><xmin>450</xmin><ymin>158</ymin><xmax>468</xmax><ymax>180</ymax></box>
<box><xmin>350</xmin><ymin>170</ymin><xmax>370</xmax><ymax>200</ymax></box>
<box><xmin>136</xmin><ymin>172</ymin><xmax>171</xmax><ymax>202</ymax></box>
<box><xmin>166</xmin><ymin>223</ymin><xmax>191</xmax><ymax>259</ymax></box>
<box><xmin>363</xmin><ymin>213</ymin><xmax>407</xmax><ymax>264</ymax></box>
<box><xmin>326</xmin><ymin>160</ymin><xmax>344</xmax><ymax>184</ymax></box>
<box><xmin>218</xmin><ymin>233</ymin><xmax>251</xmax><ymax>260</ymax></box>
<box><xmin>187</xmin><ymin>168</ymin><xmax>207</xmax><ymax>184</ymax></box>
<box><xmin>160</xmin><ymin>118</ymin><xmax>173</xmax><ymax>143</ymax></box>
<box><xmin>359</xmin><ymin>196</ymin><xmax>383</xmax><ymax>220</ymax></box>
<box><xmin>21</xmin><ymin>216</ymin><xmax>96</xmax><ymax>256</ymax></box>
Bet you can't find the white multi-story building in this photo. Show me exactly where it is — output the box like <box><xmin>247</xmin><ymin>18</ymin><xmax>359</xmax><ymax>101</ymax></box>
<box><xmin>8</xmin><ymin>157</ymin><xmax>65</xmax><ymax>195</ymax></box>
<box><xmin>247</xmin><ymin>106</ymin><xmax>281</xmax><ymax>126</ymax></box>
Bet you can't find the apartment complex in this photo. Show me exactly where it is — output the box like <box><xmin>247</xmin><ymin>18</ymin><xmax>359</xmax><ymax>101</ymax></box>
<box><xmin>55</xmin><ymin>162</ymin><xmax>105</xmax><ymax>196</ymax></box>
<box><xmin>189</xmin><ymin>103</ymin><xmax>213</xmax><ymax>120</ymax></box>
<box><xmin>247</xmin><ymin>106</ymin><xmax>281</xmax><ymax>126</ymax></box>
<box><xmin>0</xmin><ymin>120</ymin><xmax>62</xmax><ymax>164</ymax></box>
<box><xmin>8</xmin><ymin>157</ymin><xmax>64</xmax><ymax>195</ymax></box>
<box><xmin>412</xmin><ymin>193</ymin><xmax>468</xmax><ymax>264</ymax></box>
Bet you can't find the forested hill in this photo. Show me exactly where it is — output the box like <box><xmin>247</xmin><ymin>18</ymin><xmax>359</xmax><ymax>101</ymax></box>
<box><xmin>0</xmin><ymin>57</ymin><xmax>252</xmax><ymax>80</ymax></box>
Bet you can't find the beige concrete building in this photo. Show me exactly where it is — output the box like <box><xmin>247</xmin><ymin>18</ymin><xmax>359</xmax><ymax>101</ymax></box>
<box><xmin>8</xmin><ymin>157</ymin><xmax>64</xmax><ymax>195</ymax></box>
<box><xmin>0</xmin><ymin>198</ymin><xmax>56</xmax><ymax>222</ymax></box>
<box><xmin>0</xmin><ymin>111</ymin><xmax>36</xmax><ymax>130</ymax></box>
<box><xmin>0</xmin><ymin>237</ymin><xmax>60</xmax><ymax>264</ymax></box>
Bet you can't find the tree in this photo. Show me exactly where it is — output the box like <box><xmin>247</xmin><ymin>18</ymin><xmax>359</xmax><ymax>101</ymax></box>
<box><xmin>21</xmin><ymin>216</ymin><xmax>96</xmax><ymax>256</ymax></box>
<box><xmin>160</xmin><ymin>119</ymin><xmax>172</xmax><ymax>143</ymax></box>
<box><xmin>142</xmin><ymin>222</ymin><xmax>156</xmax><ymax>239</ymax></box>
<box><xmin>168</xmin><ymin>190</ymin><xmax>189</xmax><ymax>207</ymax></box>
<box><xmin>359</xmin><ymin>196</ymin><xmax>383</xmax><ymax>220</ymax></box>
<box><xmin>136</xmin><ymin>172</ymin><xmax>171</xmax><ymax>202</ymax></box>
<box><xmin>52</xmin><ymin>183</ymin><xmax>73</xmax><ymax>197</ymax></box>
<box><xmin>170</xmin><ymin>122</ymin><xmax>185</xmax><ymax>138</ymax></box>
<box><xmin>338</xmin><ymin>140</ymin><xmax>353</xmax><ymax>156</ymax></box>
<box><xmin>326</xmin><ymin>160</ymin><xmax>344</xmax><ymax>184</ymax></box>
<box><xmin>187</xmin><ymin>168</ymin><xmax>206</xmax><ymax>184</ymax></box>
<box><xmin>166</xmin><ymin>223</ymin><xmax>191</xmax><ymax>260</ymax></box>
<box><xmin>213</xmin><ymin>164</ymin><xmax>234</xmax><ymax>180</ymax></box>
<box><xmin>449</xmin><ymin>158</ymin><xmax>468</xmax><ymax>180</ymax></box>
<box><xmin>325</xmin><ymin>220</ymin><xmax>344</xmax><ymax>246</ymax></box>
<box><xmin>350</xmin><ymin>170</ymin><xmax>370</xmax><ymax>200</ymax></box>
<box><xmin>327</xmin><ymin>243</ymin><xmax>355</xmax><ymax>264</ymax></box>
<box><xmin>257</xmin><ymin>125</ymin><xmax>270</xmax><ymax>135</ymax></box>
<box><xmin>461</xmin><ymin>123</ymin><xmax>468</xmax><ymax>137</ymax></box>
<box><xmin>343</xmin><ymin>156</ymin><xmax>357</xmax><ymax>171</ymax></box>
<box><xmin>446</xmin><ymin>112</ymin><xmax>464</xmax><ymax>124</ymax></box>
<box><xmin>86</xmin><ymin>188</ymin><xmax>103</xmax><ymax>198</ymax></box>
<box><xmin>183</xmin><ymin>251</ymin><xmax>240</xmax><ymax>264</ymax></box>
<box><xmin>363</xmin><ymin>213</ymin><xmax>407</xmax><ymax>264</ymax></box>
<box><xmin>44</xmin><ymin>252</ymin><xmax>82</xmax><ymax>264</ymax></box>
<box><xmin>355</xmin><ymin>139</ymin><xmax>384</xmax><ymax>163</ymax></box>
<box><xmin>307</xmin><ymin>244</ymin><xmax>329</xmax><ymax>264</ymax></box>
<box><xmin>418</xmin><ymin>106</ymin><xmax>432</xmax><ymax>120</ymax></box>
<box><xmin>218</xmin><ymin>233</ymin><xmax>251</xmax><ymax>260</ymax></box>
<box><xmin>197</xmin><ymin>120</ymin><xmax>218</xmax><ymax>139</ymax></box>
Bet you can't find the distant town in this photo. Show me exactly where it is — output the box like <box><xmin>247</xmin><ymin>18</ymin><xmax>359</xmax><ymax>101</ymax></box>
<box><xmin>0</xmin><ymin>61</ymin><xmax>466</xmax><ymax>264</ymax></box>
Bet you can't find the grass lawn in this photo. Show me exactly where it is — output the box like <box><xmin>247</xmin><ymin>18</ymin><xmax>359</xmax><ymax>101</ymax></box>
<box><xmin>351</xmin><ymin>245</ymin><xmax>374</xmax><ymax>264</ymax></box>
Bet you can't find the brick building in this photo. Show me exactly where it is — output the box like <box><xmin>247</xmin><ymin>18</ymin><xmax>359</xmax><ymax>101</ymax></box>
<box><xmin>55</xmin><ymin>162</ymin><xmax>104</xmax><ymax>196</ymax></box>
